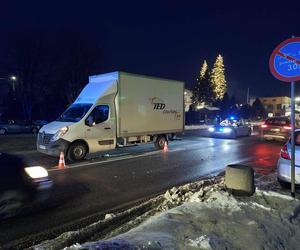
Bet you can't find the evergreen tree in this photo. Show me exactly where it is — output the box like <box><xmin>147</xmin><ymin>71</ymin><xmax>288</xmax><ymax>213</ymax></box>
<box><xmin>200</xmin><ymin>60</ymin><xmax>208</xmax><ymax>79</ymax></box>
<box><xmin>218</xmin><ymin>93</ymin><xmax>230</xmax><ymax>117</ymax></box>
<box><xmin>252</xmin><ymin>98</ymin><xmax>267</xmax><ymax>118</ymax></box>
<box><xmin>240</xmin><ymin>104</ymin><xmax>252</xmax><ymax>119</ymax></box>
<box><xmin>191</xmin><ymin>60</ymin><xmax>214</xmax><ymax>108</ymax></box>
<box><xmin>210</xmin><ymin>54</ymin><xmax>227</xmax><ymax>100</ymax></box>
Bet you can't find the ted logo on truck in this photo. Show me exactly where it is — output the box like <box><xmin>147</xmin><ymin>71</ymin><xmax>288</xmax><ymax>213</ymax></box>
<box><xmin>150</xmin><ymin>97</ymin><xmax>165</xmax><ymax>110</ymax></box>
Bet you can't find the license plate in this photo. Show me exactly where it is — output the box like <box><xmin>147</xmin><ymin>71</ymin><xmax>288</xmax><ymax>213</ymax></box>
<box><xmin>39</xmin><ymin>145</ymin><xmax>46</xmax><ymax>150</ymax></box>
<box><xmin>271</xmin><ymin>128</ymin><xmax>280</xmax><ymax>132</ymax></box>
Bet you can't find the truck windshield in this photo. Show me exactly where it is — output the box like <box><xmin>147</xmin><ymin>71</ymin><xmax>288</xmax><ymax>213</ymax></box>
<box><xmin>56</xmin><ymin>104</ymin><xmax>92</xmax><ymax>122</ymax></box>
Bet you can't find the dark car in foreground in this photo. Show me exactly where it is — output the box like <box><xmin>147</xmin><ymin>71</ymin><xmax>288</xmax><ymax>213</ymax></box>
<box><xmin>261</xmin><ymin>117</ymin><xmax>292</xmax><ymax>141</ymax></box>
<box><xmin>208</xmin><ymin>118</ymin><xmax>252</xmax><ymax>138</ymax></box>
<box><xmin>0</xmin><ymin>152</ymin><xmax>52</xmax><ymax>219</ymax></box>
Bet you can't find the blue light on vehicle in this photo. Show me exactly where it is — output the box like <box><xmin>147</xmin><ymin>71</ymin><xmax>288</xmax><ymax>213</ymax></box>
<box><xmin>229</xmin><ymin>116</ymin><xmax>235</xmax><ymax>120</ymax></box>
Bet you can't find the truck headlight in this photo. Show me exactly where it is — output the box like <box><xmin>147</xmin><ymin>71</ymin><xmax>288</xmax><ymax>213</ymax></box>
<box><xmin>208</xmin><ymin>127</ymin><xmax>215</xmax><ymax>132</ymax></box>
<box><xmin>51</xmin><ymin>126</ymin><xmax>69</xmax><ymax>142</ymax></box>
<box><xmin>25</xmin><ymin>166</ymin><xmax>48</xmax><ymax>179</ymax></box>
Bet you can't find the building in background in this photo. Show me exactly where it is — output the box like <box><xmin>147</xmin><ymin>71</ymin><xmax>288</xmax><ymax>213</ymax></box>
<box><xmin>184</xmin><ymin>89</ymin><xmax>193</xmax><ymax>112</ymax></box>
<box><xmin>253</xmin><ymin>96</ymin><xmax>290</xmax><ymax>117</ymax></box>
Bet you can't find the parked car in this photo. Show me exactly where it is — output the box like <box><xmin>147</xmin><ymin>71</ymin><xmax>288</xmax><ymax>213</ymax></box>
<box><xmin>277</xmin><ymin>130</ymin><xmax>300</xmax><ymax>187</ymax></box>
<box><xmin>208</xmin><ymin>118</ymin><xmax>252</xmax><ymax>138</ymax></box>
<box><xmin>32</xmin><ymin>120</ymin><xmax>48</xmax><ymax>130</ymax></box>
<box><xmin>0</xmin><ymin>120</ymin><xmax>40</xmax><ymax>135</ymax></box>
<box><xmin>261</xmin><ymin>117</ymin><xmax>292</xmax><ymax>141</ymax></box>
<box><xmin>0</xmin><ymin>152</ymin><xmax>52</xmax><ymax>219</ymax></box>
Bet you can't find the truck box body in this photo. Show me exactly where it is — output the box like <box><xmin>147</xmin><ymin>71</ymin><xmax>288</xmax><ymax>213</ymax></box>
<box><xmin>116</xmin><ymin>72</ymin><xmax>184</xmax><ymax>137</ymax></box>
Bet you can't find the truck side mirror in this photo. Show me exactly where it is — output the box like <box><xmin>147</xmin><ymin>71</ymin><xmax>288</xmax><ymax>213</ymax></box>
<box><xmin>85</xmin><ymin>115</ymin><xmax>94</xmax><ymax>127</ymax></box>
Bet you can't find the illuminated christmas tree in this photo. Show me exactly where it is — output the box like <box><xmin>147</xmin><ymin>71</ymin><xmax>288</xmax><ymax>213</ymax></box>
<box><xmin>199</xmin><ymin>60</ymin><xmax>208</xmax><ymax>80</ymax></box>
<box><xmin>192</xmin><ymin>60</ymin><xmax>214</xmax><ymax>108</ymax></box>
<box><xmin>210</xmin><ymin>54</ymin><xmax>227</xmax><ymax>100</ymax></box>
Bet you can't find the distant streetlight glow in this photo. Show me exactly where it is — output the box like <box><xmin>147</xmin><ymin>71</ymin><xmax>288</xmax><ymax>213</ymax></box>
<box><xmin>10</xmin><ymin>75</ymin><xmax>17</xmax><ymax>100</ymax></box>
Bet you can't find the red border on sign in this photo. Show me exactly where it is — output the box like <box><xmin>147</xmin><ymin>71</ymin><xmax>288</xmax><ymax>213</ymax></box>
<box><xmin>269</xmin><ymin>37</ymin><xmax>300</xmax><ymax>82</ymax></box>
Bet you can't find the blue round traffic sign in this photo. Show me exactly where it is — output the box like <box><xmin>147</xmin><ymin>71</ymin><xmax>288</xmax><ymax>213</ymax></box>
<box><xmin>269</xmin><ymin>37</ymin><xmax>300</xmax><ymax>82</ymax></box>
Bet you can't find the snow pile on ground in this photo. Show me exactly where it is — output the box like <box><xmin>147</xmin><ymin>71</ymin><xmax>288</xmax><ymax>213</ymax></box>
<box><xmin>159</xmin><ymin>177</ymin><xmax>224</xmax><ymax>211</ymax></box>
<box><xmin>35</xmin><ymin>174</ymin><xmax>300</xmax><ymax>250</ymax></box>
<box><xmin>71</xmin><ymin>175</ymin><xmax>300</xmax><ymax>250</ymax></box>
<box><xmin>77</xmin><ymin>190</ymin><xmax>300</xmax><ymax>250</ymax></box>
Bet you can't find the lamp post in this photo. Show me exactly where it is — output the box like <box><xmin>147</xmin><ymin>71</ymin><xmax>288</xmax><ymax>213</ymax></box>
<box><xmin>10</xmin><ymin>75</ymin><xmax>17</xmax><ymax>100</ymax></box>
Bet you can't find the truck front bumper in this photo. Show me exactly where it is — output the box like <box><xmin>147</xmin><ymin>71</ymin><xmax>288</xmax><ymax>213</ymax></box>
<box><xmin>37</xmin><ymin>134</ymin><xmax>70</xmax><ymax>157</ymax></box>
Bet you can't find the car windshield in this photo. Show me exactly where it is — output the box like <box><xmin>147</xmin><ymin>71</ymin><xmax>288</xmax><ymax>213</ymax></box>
<box><xmin>265</xmin><ymin>118</ymin><xmax>290</xmax><ymax>126</ymax></box>
<box><xmin>56</xmin><ymin>103</ymin><xmax>92</xmax><ymax>122</ymax></box>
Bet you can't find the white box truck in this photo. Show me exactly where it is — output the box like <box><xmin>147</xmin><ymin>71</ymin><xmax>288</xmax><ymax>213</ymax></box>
<box><xmin>37</xmin><ymin>72</ymin><xmax>184</xmax><ymax>161</ymax></box>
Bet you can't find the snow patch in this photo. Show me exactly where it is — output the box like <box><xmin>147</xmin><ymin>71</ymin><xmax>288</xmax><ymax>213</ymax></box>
<box><xmin>104</xmin><ymin>213</ymin><xmax>116</xmax><ymax>220</ymax></box>
<box><xmin>187</xmin><ymin>234</ymin><xmax>228</xmax><ymax>250</ymax></box>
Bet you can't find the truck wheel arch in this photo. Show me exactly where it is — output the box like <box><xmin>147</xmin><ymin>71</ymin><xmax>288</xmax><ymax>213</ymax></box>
<box><xmin>66</xmin><ymin>140</ymin><xmax>89</xmax><ymax>161</ymax></box>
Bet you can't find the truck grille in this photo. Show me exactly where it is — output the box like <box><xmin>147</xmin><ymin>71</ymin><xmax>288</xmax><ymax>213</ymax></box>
<box><xmin>38</xmin><ymin>132</ymin><xmax>53</xmax><ymax>145</ymax></box>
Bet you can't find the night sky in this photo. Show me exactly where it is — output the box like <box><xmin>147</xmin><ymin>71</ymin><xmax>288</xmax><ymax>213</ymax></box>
<box><xmin>1</xmin><ymin>1</ymin><xmax>300</xmax><ymax>103</ymax></box>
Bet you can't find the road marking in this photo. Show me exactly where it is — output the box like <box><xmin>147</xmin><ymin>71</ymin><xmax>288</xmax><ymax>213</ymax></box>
<box><xmin>48</xmin><ymin>150</ymin><xmax>162</xmax><ymax>172</ymax></box>
<box><xmin>48</xmin><ymin>138</ymin><xmax>261</xmax><ymax>172</ymax></box>
<box><xmin>48</xmin><ymin>144</ymin><xmax>199</xmax><ymax>172</ymax></box>
<box><xmin>48</xmin><ymin>143</ymin><xmax>206</xmax><ymax>172</ymax></box>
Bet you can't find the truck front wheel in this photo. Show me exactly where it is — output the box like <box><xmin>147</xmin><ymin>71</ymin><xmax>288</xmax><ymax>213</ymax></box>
<box><xmin>68</xmin><ymin>142</ymin><xmax>88</xmax><ymax>162</ymax></box>
<box><xmin>154</xmin><ymin>135</ymin><xmax>167</xmax><ymax>150</ymax></box>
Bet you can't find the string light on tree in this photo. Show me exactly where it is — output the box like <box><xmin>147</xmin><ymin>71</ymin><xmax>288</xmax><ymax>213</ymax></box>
<box><xmin>192</xmin><ymin>60</ymin><xmax>215</xmax><ymax>108</ymax></box>
<box><xmin>200</xmin><ymin>60</ymin><xmax>208</xmax><ymax>80</ymax></box>
<box><xmin>210</xmin><ymin>54</ymin><xmax>227</xmax><ymax>100</ymax></box>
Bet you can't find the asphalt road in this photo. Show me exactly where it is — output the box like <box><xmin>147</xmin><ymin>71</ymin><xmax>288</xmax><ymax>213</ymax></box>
<box><xmin>0</xmin><ymin>129</ymin><xmax>284</xmax><ymax>248</ymax></box>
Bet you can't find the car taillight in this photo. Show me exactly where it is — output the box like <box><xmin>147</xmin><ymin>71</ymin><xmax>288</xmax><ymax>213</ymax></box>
<box><xmin>261</xmin><ymin>124</ymin><xmax>267</xmax><ymax>128</ymax></box>
<box><xmin>280</xmin><ymin>144</ymin><xmax>291</xmax><ymax>160</ymax></box>
<box><xmin>283</xmin><ymin>126</ymin><xmax>292</xmax><ymax>130</ymax></box>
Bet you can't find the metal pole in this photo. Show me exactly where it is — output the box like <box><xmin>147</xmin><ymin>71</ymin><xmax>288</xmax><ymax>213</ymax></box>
<box><xmin>247</xmin><ymin>88</ymin><xmax>250</xmax><ymax>104</ymax></box>
<box><xmin>291</xmin><ymin>81</ymin><xmax>295</xmax><ymax>198</ymax></box>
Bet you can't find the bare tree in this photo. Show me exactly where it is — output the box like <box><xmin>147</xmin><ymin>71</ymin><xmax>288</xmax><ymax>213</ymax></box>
<box><xmin>2</xmin><ymin>29</ymin><xmax>102</xmax><ymax>120</ymax></box>
<box><xmin>4</xmin><ymin>29</ymin><xmax>52</xmax><ymax>120</ymax></box>
<box><xmin>55</xmin><ymin>30</ymin><xmax>102</xmax><ymax>104</ymax></box>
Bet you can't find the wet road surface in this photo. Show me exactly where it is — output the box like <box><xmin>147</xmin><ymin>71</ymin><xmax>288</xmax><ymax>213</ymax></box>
<box><xmin>0</xmin><ymin>130</ymin><xmax>283</xmax><ymax>248</ymax></box>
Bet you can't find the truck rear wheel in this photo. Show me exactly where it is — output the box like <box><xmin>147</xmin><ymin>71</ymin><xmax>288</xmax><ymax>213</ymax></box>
<box><xmin>68</xmin><ymin>142</ymin><xmax>87</xmax><ymax>162</ymax></box>
<box><xmin>154</xmin><ymin>135</ymin><xmax>167</xmax><ymax>150</ymax></box>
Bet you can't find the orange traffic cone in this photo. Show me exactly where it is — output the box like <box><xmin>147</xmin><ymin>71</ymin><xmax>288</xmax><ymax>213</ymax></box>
<box><xmin>163</xmin><ymin>141</ymin><xmax>168</xmax><ymax>152</ymax></box>
<box><xmin>57</xmin><ymin>152</ymin><xmax>66</xmax><ymax>169</ymax></box>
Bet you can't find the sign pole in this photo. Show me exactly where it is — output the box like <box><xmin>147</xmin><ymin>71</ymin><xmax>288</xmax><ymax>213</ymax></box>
<box><xmin>291</xmin><ymin>81</ymin><xmax>295</xmax><ymax>198</ymax></box>
<box><xmin>269</xmin><ymin>36</ymin><xmax>300</xmax><ymax>198</ymax></box>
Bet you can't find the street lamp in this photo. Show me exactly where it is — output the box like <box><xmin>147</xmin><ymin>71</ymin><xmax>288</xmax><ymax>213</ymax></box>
<box><xmin>10</xmin><ymin>75</ymin><xmax>17</xmax><ymax>99</ymax></box>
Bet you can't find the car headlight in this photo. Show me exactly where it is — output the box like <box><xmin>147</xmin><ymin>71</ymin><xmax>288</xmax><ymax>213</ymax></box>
<box><xmin>208</xmin><ymin>127</ymin><xmax>215</xmax><ymax>132</ymax></box>
<box><xmin>223</xmin><ymin>127</ymin><xmax>232</xmax><ymax>133</ymax></box>
<box><xmin>51</xmin><ymin>126</ymin><xmax>69</xmax><ymax>142</ymax></box>
<box><xmin>25</xmin><ymin>166</ymin><xmax>48</xmax><ymax>179</ymax></box>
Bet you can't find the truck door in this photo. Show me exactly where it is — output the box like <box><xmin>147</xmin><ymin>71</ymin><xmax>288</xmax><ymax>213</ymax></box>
<box><xmin>84</xmin><ymin>105</ymin><xmax>115</xmax><ymax>153</ymax></box>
